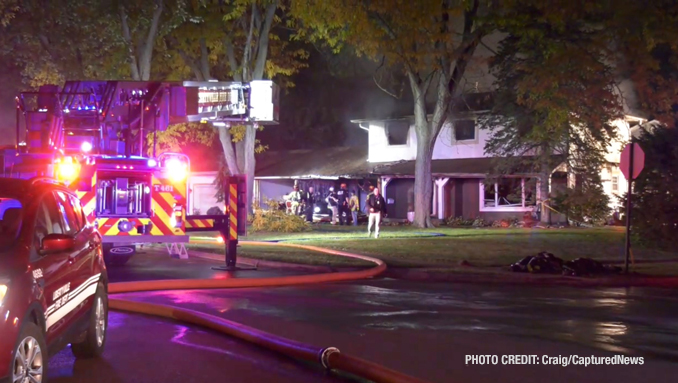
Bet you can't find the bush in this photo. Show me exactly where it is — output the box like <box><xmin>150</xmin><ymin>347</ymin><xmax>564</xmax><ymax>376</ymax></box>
<box><xmin>444</xmin><ymin>216</ymin><xmax>474</xmax><ymax>226</ymax></box>
<box><xmin>622</xmin><ymin>125</ymin><xmax>678</xmax><ymax>249</ymax></box>
<box><xmin>551</xmin><ymin>177</ymin><xmax>611</xmax><ymax>226</ymax></box>
<box><xmin>251</xmin><ymin>198</ymin><xmax>309</xmax><ymax>233</ymax></box>
<box><xmin>206</xmin><ymin>206</ymin><xmax>224</xmax><ymax>215</ymax></box>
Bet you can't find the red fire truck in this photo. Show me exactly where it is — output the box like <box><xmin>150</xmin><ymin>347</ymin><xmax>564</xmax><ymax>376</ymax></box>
<box><xmin>1</xmin><ymin>80</ymin><xmax>279</xmax><ymax>265</ymax></box>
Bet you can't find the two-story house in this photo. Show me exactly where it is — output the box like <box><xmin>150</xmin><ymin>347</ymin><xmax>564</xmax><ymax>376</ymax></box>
<box><xmin>350</xmin><ymin>99</ymin><xmax>644</xmax><ymax>223</ymax></box>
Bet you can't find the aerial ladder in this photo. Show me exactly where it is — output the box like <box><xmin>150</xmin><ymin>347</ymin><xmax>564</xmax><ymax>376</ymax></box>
<box><xmin>2</xmin><ymin>80</ymin><xmax>279</xmax><ymax>267</ymax></box>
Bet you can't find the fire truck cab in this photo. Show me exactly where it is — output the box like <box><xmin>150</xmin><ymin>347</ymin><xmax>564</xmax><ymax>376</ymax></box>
<box><xmin>2</xmin><ymin>80</ymin><xmax>279</xmax><ymax>265</ymax></box>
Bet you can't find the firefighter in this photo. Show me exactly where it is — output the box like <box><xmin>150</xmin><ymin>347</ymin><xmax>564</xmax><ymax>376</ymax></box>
<box><xmin>284</xmin><ymin>185</ymin><xmax>302</xmax><ymax>215</ymax></box>
<box><xmin>326</xmin><ymin>187</ymin><xmax>339</xmax><ymax>224</ymax></box>
<box><xmin>302</xmin><ymin>186</ymin><xmax>315</xmax><ymax>222</ymax></box>
<box><xmin>349</xmin><ymin>190</ymin><xmax>360</xmax><ymax>226</ymax></box>
<box><xmin>367</xmin><ymin>186</ymin><xmax>387</xmax><ymax>238</ymax></box>
<box><xmin>336</xmin><ymin>183</ymin><xmax>349</xmax><ymax>225</ymax></box>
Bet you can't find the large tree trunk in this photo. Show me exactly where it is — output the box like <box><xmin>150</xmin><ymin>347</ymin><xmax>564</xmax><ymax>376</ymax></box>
<box><xmin>412</xmin><ymin>95</ymin><xmax>436</xmax><ymax>228</ymax></box>
<box><xmin>413</xmin><ymin>131</ymin><xmax>435</xmax><ymax>228</ymax></box>
<box><xmin>238</xmin><ymin>126</ymin><xmax>257</xmax><ymax>216</ymax></box>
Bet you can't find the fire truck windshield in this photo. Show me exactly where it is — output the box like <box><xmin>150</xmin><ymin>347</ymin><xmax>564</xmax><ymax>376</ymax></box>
<box><xmin>0</xmin><ymin>198</ymin><xmax>22</xmax><ymax>251</ymax></box>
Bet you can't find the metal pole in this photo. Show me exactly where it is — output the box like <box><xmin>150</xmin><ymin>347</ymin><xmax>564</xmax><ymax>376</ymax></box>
<box><xmin>624</xmin><ymin>141</ymin><xmax>635</xmax><ymax>274</ymax></box>
<box><xmin>139</xmin><ymin>100</ymin><xmax>144</xmax><ymax>156</ymax></box>
<box><xmin>15</xmin><ymin>105</ymin><xmax>20</xmax><ymax>148</ymax></box>
<box><xmin>153</xmin><ymin>113</ymin><xmax>157</xmax><ymax>157</ymax></box>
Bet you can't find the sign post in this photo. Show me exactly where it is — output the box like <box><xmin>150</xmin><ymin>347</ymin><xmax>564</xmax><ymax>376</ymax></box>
<box><xmin>619</xmin><ymin>141</ymin><xmax>645</xmax><ymax>274</ymax></box>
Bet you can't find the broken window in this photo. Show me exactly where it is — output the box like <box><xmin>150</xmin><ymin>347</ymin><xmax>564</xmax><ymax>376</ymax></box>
<box><xmin>385</xmin><ymin>121</ymin><xmax>409</xmax><ymax>145</ymax></box>
<box><xmin>482</xmin><ymin>177</ymin><xmax>538</xmax><ymax>209</ymax></box>
<box><xmin>453</xmin><ymin>119</ymin><xmax>476</xmax><ymax>141</ymax></box>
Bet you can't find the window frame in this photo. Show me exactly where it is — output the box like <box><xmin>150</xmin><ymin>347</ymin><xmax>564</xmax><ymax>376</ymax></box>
<box><xmin>53</xmin><ymin>190</ymin><xmax>82</xmax><ymax>236</ymax></box>
<box><xmin>452</xmin><ymin>119</ymin><xmax>477</xmax><ymax>142</ymax></box>
<box><xmin>479</xmin><ymin>177</ymin><xmax>539</xmax><ymax>212</ymax></box>
<box><xmin>611</xmin><ymin>175</ymin><xmax>619</xmax><ymax>192</ymax></box>
<box><xmin>30</xmin><ymin>192</ymin><xmax>66</xmax><ymax>261</ymax></box>
<box><xmin>384</xmin><ymin>120</ymin><xmax>410</xmax><ymax>147</ymax></box>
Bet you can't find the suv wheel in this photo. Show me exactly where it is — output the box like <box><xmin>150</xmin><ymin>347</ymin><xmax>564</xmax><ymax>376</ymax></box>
<box><xmin>71</xmin><ymin>283</ymin><xmax>108</xmax><ymax>359</ymax></box>
<box><xmin>11</xmin><ymin>321</ymin><xmax>47</xmax><ymax>383</ymax></box>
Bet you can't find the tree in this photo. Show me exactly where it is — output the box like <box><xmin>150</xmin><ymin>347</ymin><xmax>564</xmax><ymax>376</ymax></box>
<box><xmin>625</xmin><ymin>124</ymin><xmax>678</xmax><ymax>249</ymax></box>
<box><xmin>155</xmin><ymin>0</ymin><xmax>308</xmax><ymax>213</ymax></box>
<box><xmin>292</xmin><ymin>0</ymin><xmax>491</xmax><ymax>228</ymax></box>
<box><xmin>0</xmin><ymin>0</ymin><xmax>116</xmax><ymax>87</ymax></box>
<box><xmin>112</xmin><ymin>0</ymin><xmax>189</xmax><ymax>81</ymax></box>
<box><xmin>160</xmin><ymin>0</ymin><xmax>225</xmax><ymax>81</ymax></box>
<box><xmin>480</xmin><ymin>0</ymin><xmax>625</xmax><ymax>224</ymax></box>
<box><xmin>481</xmin><ymin>0</ymin><xmax>678</xmax><ymax>224</ymax></box>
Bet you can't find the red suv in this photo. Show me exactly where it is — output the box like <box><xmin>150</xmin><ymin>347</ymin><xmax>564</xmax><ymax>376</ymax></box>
<box><xmin>0</xmin><ymin>178</ymin><xmax>108</xmax><ymax>383</ymax></box>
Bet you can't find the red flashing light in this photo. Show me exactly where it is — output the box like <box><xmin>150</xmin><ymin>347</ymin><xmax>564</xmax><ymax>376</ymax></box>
<box><xmin>116</xmin><ymin>165</ymin><xmax>120</xmax><ymax>169</ymax></box>
<box><xmin>130</xmin><ymin>166</ymin><xmax>134</xmax><ymax>169</ymax></box>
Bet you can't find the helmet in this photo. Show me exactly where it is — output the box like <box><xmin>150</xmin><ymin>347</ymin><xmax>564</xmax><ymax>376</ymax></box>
<box><xmin>329</xmin><ymin>187</ymin><xmax>334</xmax><ymax>191</ymax></box>
<box><xmin>341</xmin><ymin>183</ymin><xmax>347</xmax><ymax>188</ymax></box>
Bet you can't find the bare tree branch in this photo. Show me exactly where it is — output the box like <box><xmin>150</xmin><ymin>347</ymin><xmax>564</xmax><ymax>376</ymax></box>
<box><xmin>242</xmin><ymin>1</ymin><xmax>257</xmax><ymax>81</ymax></box>
<box><xmin>224</xmin><ymin>37</ymin><xmax>241</xmax><ymax>81</ymax></box>
<box><xmin>373</xmin><ymin>56</ymin><xmax>400</xmax><ymax>99</ymax></box>
<box><xmin>252</xmin><ymin>1</ymin><xmax>278</xmax><ymax>80</ymax></box>
<box><xmin>199</xmin><ymin>37</ymin><xmax>212</xmax><ymax>80</ymax></box>
<box><xmin>119</xmin><ymin>5</ymin><xmax>141</xmax><ymax>80</ymax></box>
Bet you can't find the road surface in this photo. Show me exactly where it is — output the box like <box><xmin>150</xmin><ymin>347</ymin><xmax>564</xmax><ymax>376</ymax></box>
<box><xmin>50</xmin><ymin>246</ymin><xmax>678</xmax><ymax>383</ymax></box>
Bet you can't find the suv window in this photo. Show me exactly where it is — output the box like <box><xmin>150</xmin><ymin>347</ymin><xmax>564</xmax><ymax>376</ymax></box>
<box><xmin>0</xmin><ymin>198</ymin><xmax>22</xmax><ymax>251</ymax></box>
<box><xmin>32</xmin><ymin>193</ymin><xmax>64</xmax><ymax>259</ymax></box>
<box><xmin>54</xmin><ymin>191</ymin><xmax>81</xmax><ymax>236</ymax></box>
<box><xmin>68</xmin><ymin>194</ymin><xmax>86</xmax><ymax>229</ymax></box>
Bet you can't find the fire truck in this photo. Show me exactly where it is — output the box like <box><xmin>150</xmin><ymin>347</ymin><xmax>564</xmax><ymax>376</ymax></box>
<box><xmin>1</xmin><ymin>80</ymin><xmax>279</xmax><ymax>265</ymax></box>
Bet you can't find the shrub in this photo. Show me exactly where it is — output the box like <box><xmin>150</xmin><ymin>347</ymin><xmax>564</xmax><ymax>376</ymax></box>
<box><xmin>622</xmin><ymin>125</ymin><xmax>678</xmax><ymax>249</ymax></box>
<box><xmin>206</xmin><ymin>206</ymin><xmax>224</xmax><ymax>215</ymax></box>
<box><xmin>551</xmin><ymin>177</ymin><xmax>611</xmax><ymax>226</ymax></box>
<box><xmin>445</xmin><ymin>216</ymin><xmax>474</xmax><ymax>226</ymax></box>
<box><xmin>251</xmin><ymin>198</ymin><xmax>309</xmax><ymax>233</ymax></box>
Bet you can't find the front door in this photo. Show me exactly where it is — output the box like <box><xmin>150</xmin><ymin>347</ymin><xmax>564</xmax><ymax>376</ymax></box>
<box><xmin>30</xmin><ymin>192</ymin><xmax>74</xmax><ymax>342</ymax></box>
<box><xmin>53</xmin><ymin>191</ymin><xmax>98</xmax><ymax>326</ymax></box>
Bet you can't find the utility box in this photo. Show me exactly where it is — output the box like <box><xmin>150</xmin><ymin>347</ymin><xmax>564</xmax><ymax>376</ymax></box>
<box><xmin>248</xmin><ymin>80</ymin><xmax>279</xmax><ymax>125</ymax></box>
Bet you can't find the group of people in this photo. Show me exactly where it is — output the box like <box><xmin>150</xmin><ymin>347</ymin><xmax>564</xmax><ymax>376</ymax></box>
<box><xmin>283</xmin><ymin>182</ymin><xmax>388</xmax><ymax>238</ymax></box>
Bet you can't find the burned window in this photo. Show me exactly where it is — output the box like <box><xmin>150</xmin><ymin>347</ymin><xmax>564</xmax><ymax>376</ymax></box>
<box><xmin>481</xmin><ymin>177</ymin><xmax>538</xmax><ymax>209</ymax></box>
<box><xmin>454</xmin><ymin>120</ymin><xmax>476</xmax><ymax>141</ymax></box>
<box><xmin>385</xmin><ymin>121</ymin><xmax>409</xmax><ymax>145</ymax></box>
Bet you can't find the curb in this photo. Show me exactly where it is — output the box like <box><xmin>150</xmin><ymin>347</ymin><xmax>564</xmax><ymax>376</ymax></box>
<box><xmin>384</xmin><ymin>268</ymin><xmax>678</xmax><ymax>288</ymax></box>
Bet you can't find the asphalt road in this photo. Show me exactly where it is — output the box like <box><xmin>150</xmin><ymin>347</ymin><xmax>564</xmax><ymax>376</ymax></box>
<box><xmin>50</xmin><ymin>246</ymin><xmax>678</xmax><ymax>383</ymax></box>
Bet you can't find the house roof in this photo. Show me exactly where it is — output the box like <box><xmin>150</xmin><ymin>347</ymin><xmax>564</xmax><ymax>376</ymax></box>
<box><xmin>371</xmin><ymin>155</ymin><xmax>565</xmax><ymax>177</ymax></box>
<box><xmin>255</xmin><ymin>146</ymin><xmax>370</xmax><ymax>179</ymax></box>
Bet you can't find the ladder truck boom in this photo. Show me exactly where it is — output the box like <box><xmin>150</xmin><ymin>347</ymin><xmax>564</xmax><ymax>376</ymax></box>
<box><xmin>2</xmin><ymin>80</ymin><xmax>278</xmax><ymax>265</ymax></box>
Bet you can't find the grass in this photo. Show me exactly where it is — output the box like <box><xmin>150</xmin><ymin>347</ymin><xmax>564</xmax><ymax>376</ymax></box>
<box><xmin>187</xmin><ymin>225</ymin><xmax>678</xmax><ymax>271</ymax></box>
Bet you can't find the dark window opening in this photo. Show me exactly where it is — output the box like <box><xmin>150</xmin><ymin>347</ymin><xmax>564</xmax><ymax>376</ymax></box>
<box><xmin>385</xmin><ymin>121</ymin><xmax>409</xmax><ymax>145</ymax></box>
<box><xmin>454</xmin><ymin>120</ymin><xmax>476</xmax><ymax>141</ymax></box>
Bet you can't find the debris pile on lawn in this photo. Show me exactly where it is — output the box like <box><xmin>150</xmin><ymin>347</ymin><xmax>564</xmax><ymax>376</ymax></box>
<box><xmin>510</xmin><ymin>252</ymin><xmax>622</xmax><ymax>276</ymax></box>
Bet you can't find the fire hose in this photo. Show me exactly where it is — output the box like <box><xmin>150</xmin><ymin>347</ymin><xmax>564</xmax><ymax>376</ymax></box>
<box><xmin>107</xmin><ymin>241</ymin><xmax>432</xmax><ymax>383</ymax></box>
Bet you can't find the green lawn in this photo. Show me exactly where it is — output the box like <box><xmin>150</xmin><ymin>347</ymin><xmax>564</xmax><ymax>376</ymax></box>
<box><xmin>187</xmin><ymin>225</ymin><xmax>678</xmax><ymax>270</ymax></box>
